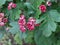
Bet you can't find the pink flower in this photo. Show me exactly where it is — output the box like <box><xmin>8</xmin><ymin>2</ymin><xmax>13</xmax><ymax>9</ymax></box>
<box><xmin>8</xmin><ymin>2</ymin><xmax>13</xmax><ymax>10</ymax></box>
<box><xmin>0</xmin><ymin>13</ymin><xmax>4</xmax><ymax>18</ymax></box>
<box><xmin>12</xmin><ymin>3</ymin><xmax>16</xmax><ymax>8</ymax></box>
<box><xmin>26</xmin><ymin>22</ymin><xmax>35</xmax><ymax>30</ymax></box>
<box><xmin>46</xmin><ymin>1</ymin><xmax>52</xmax><ymax>6</ymax></box>
<box><xmin>28</xmin><ymin>17</ymin><xmax>36</xmax><ymax>24</ymax></box>
<box><xmin>18</xmin><ymin>19</ymin><xmax>26</xmax><ymax>26</ymax></box>
<box><xmin>8</xmin><ymin>2</ymin><xmax>16</xmax><ymax>10</ymax></box>
<box><xmin>8</xmin><ymin>6</ymin><xmax>12</xmax><ymax>10</ymax></box>
<box><xmin>0</xmin><ymin>22</ymin><xmax>5</xmax><ymax>26</ymax></box>
<box><xmin>18</xmin><ymin>15</ymin><xmax>26</xmax><ymax>32</ymax></box>
<box><xmin>20</xmin><ymin>25</ymin><xmax>26</xmax><ymax>32</ymax></box>
<box><xmin>0</xmin><ymin>18</ymin><xmax>2</xmax><ymax>22</ymax></box>
<box><xmin>19</xmin><ymin>15</ymin><xmax>25</xmax><ymax>19</ymax></box>
<box><xmin>26</xmin><ymin>17</ymin><xmax>36</xmax><ymax>31</ymax></box>
<box><xmin>39</xmin><ymin>5</ymin><xmax>46</xmax><ymax>12</ymax></box>
<box><xmin>8</xmin><ymin>2</ymin><xmax>13</xmax><ymax>7</ymax></box>
<box><xmin>3</xmin><ymin>18</ymin><xmax>8</xmax><ymax>23</ymax></box>
<box><xmin>18</xmin><ymin>15</ymin><xmax>26</xmax><ymax>26</ymax></box>
<box><xmin>6</xmin><ymin>27</ymin><xmax>10</xmax><ymax>31</ymax></box>
<box><xmin>18</xmin><ymin>15</ymin><xmax>40</xmax><ymax>32</ymax></box>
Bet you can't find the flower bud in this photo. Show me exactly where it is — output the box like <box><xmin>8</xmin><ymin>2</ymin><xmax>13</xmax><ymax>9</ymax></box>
<box><xmin>12</xmin><ymin>3</ymin><xmax>16</xmax><ymax>8</ymax></box>
<box><xmin>39</xmin><ymin>5</ymin><xmax>46</xmax><ymax>12</ymax></box>
<box><xmin>0</xmin><ymin>22</ymin><xmax>5</xmax><ymax>26</ymax></box>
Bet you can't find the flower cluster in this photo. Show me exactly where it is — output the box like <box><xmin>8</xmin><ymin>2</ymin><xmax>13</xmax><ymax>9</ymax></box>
<box><xmin>8</xmin><ymin>2</ymin><xmax>16</xmax><ymax>10</ymax></box>
<box><xmin>7</xmin><ymin>1</ymin><xmax>51</xmax><ymax>32</ymax></box>
<box><xmin>18</xmin><ymin>15</ymin><xmax>26</xmax><ymax>32</ymax></box>
<box><xmin>39</xmin><ymin>1</ymin><xmax>51</xmax><ymax>12</ymax></box>
<box><xmin>0</xmin><ymin>13</ymin><xmax>8</xmax><ymax>26</ymax></box>
<box><xmin>18</xmin><ymin>15</ymin><xmax>40</xmax><ymax>32</ymax></box>
<box><xmin>26</xmin><ymin>17</ymin><xmax>36</xmax><ymax>30</ymax></box>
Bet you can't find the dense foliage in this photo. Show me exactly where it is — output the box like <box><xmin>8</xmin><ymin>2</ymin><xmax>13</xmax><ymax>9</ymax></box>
<box><xmin>0</xmin><ymin>0</ymin><xmax>60</xmax><ymax>45</ymax></box>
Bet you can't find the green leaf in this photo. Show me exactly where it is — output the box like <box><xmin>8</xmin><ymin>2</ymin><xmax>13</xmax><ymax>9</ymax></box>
<box><xmin>33</xmin><ymin>0</ymin><xmax>44</xmax><ymax>19</ymax></box>
<box><xmin>6</xmin><ymin>0</ymin><xmax>13</xmax><ymax>1</ymax></box>
<box><xmin>9</xmin><ymin>10</ymin><xmax>14</xmax><ymax>21</ymax></box>
<box><xmin>36</xmin><ymin>15</ymin><xmax>46</xmax><ymax>24</ymax></box>
<box><xmin>27</xmin><ymin>10</ymin><xmax>34</xmax><ymax>15</ymax></box>
<box><xmin>35</xmin><ymin>9</ymin><xmax>41</xmax><ymax>19</ymax></box>
<box><xmin>24</xmin><ymin>31</ymin><xmax>34</xmax><ymax>43</ymax></box>
<box><xmin>15</xmin><ymin>10</ymin><xmax>21</xmax><ymax>19</ymax></box>
<box><xmin>0</xmin><ymin>0</ymin><xmax>6</xmax><ymax>6</ymax></box>
<box><xmin>0</xmin><ymin>32</ymin><xmax>4</xmax><ymax>39</ymax></box>
<box><xmin>33</xmin><ymin>0</ymin><xmax>45</xmax><ymax>9</ymax></box>
<box><xmin>9</xmin><ymin>9</ymin><xmax>21</xmax><ymax>21</ymax></box>
<box><xmin>0</xmin><ymin>28</ymin><xmax>6</xmax><ymax>39</ymax></box>
<box><xmin>9</xmin><ymin>22</ymin><xmax>20</xmax><ymax>34</ymax></box>
<box><xmin>40</xmin><ymin>19</ymin><xmax>57</xmax><ymax>37</ymax></box>
<box><xmin>39</xmin><ymin>10</ymin><xmax>58</xmax><ymax>37</ymax></box>
<box><xmin>49</xmin><ymin>10</ymin><xmax>60</xmax><ymax>22</ymax></box>
<box><xmin>51</xmin><ymin>0</ymin><xmax>55</xmax><ymax>1</ymax></box>
<box><xmin>34</xmin><ymin>31</ymin><xmax>52</xmax><ymax>45</ymax></box>
<box><xmin>29</xmin><ymin>0</ymin><xmax>45</xmax><ymax>10</ymax></box>
<box><xmin>24</xmin><ymin>2</ymin><xmax>31</xmax><ymax>9</ymax></box>
<box><xmin>14</xmin><ymin>33</ymin><xmax>22</xmax><ymax>45</ymax></box>
<box><xmin>57</xmin><ymin>40</ymin><xmax>60</xmax><ymax>45</ymax></box>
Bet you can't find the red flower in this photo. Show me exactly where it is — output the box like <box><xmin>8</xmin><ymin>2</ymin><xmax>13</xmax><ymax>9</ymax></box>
<box><xmin>0</xmin><ymin>22</ymin><xmax>5</xmax><ymax>26</ymax></box>
<box><xmin>39</xmin><ymin>5</ymin><xmax>46</xmax><ymax>12</ymax></box>
<box><xmin>20</xmin><ymin>25</ymin><xmax>26</xmax><ymax>32</ymax></box>
<box><xmin>3</xmin><ymin>18</ymin><xmax>8</xmax><ymax>23</ymax></box>
<box><xmin>46</xmin><ymin>1</ymin><xmax>52</xmax><ymax>6</ymax></box>
<box><xmin>26</xmin><ymin>22</ymin><xmax>35</xmax><ymax>30</ymax></box>
<box><xmin>12</xmin><ymin>3</ymin><xmax>16</xmax><ymax>8</ymax></box>
<box><xmin>0</xmin><ymin>13</ymin><xmax>4</xmax><ymax>18</ymax></box>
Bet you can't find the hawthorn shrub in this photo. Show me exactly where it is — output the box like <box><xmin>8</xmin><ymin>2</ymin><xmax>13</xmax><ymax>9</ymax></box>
<box><xmin>0</xmin><ymin>0</ymin><xmax>60</xmax><ymax>45</ymax></box>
